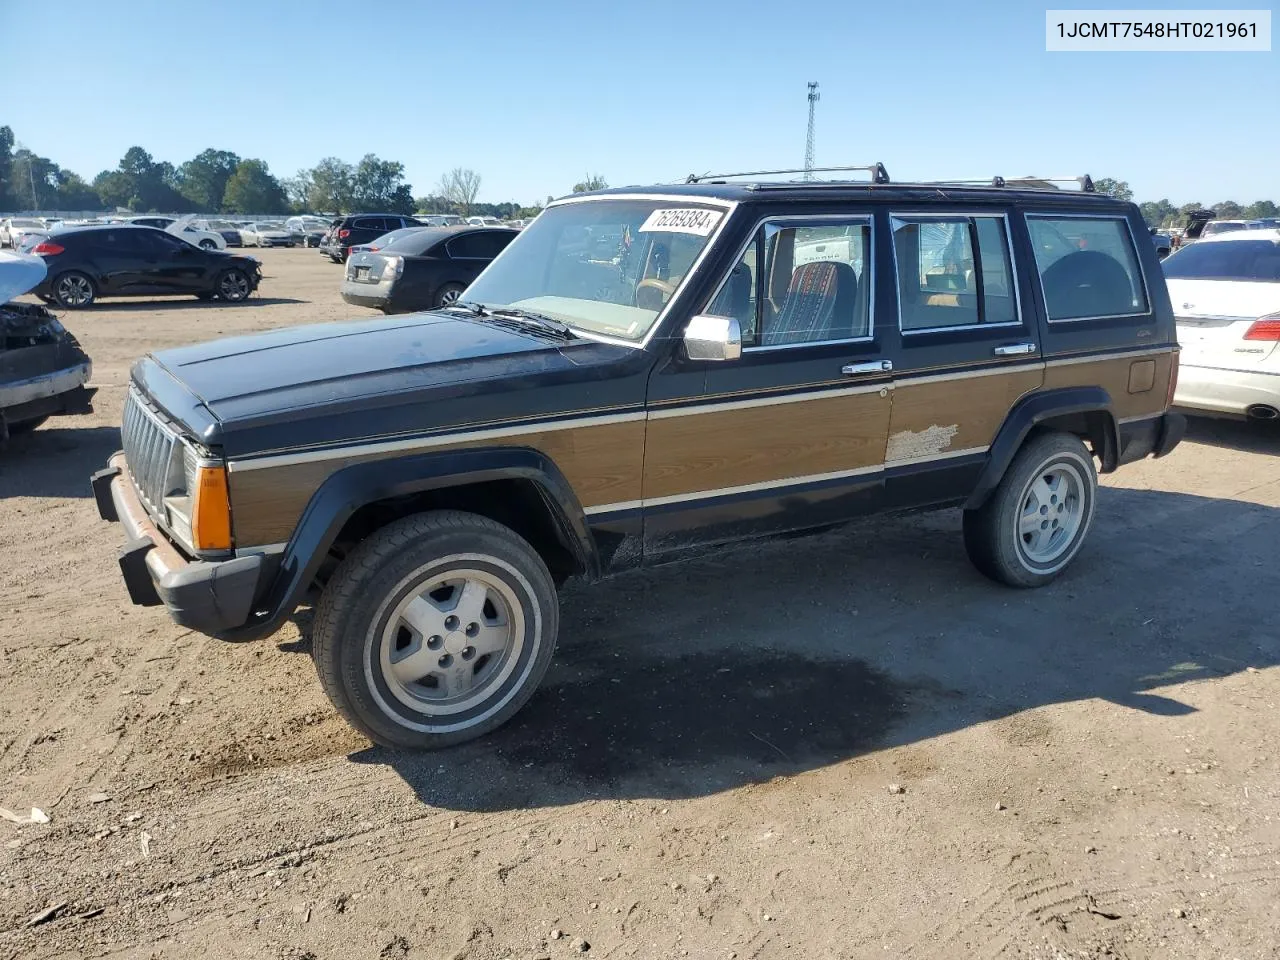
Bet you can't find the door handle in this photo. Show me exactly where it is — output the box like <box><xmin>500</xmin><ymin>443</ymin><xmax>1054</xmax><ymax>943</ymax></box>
<box><xmin>841</xmin><ymin>360</ymin><xmax>893</xmax><ymax>376</ymax></box>
<box><xmin>993</xmin><ymin>342</ymin><xmax>1037</xmax><ymax>357</ymax></box>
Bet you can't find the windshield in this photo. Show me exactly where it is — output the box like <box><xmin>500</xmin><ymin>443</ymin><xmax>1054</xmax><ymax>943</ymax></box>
<box><xmin>1162</xmin><ymin>240</ymin><xmax>1280</xmax><ymax>282</ymax></box>
<box><xmin>462</xmin><ymin>199</ymin><xmax>727</xmax><ymax>341</ymax></box>
<box><xmin>1201</xmin><ymin>221</ymin><xmax>1246</xmax><ymax>237</ymax></box>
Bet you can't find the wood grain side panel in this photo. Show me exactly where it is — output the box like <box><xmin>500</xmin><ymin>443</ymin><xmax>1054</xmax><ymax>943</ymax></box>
<box><xmin>887</xmin><ymin>368</ymin><xmax>1043</xmax><ymax>461</ymax></box>
<box><xmin>229</xmin><ymin>420</ymin><xmax>646</xmax><ymax>547</ymax></box>
<box><xmin>642</xmin><ymin>392</ymin><xmax>891</xmax><ymax>501</ymax></box>
<box><xmin>1044</xmin><ymin>353</ymin><xmax>1173</xmax><ymax>420</ymax></box>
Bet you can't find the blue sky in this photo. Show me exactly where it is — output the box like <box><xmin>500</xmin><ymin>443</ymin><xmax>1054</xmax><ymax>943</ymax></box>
<box><xmin>1</xmin><ymin>0</ymin><xmax>1275</xmax><ymax>205</ymax></box>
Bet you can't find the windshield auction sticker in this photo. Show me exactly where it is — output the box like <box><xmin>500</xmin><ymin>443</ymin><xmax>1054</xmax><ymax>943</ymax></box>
<box><xmin>1046</xmin><ymin>9</ymin><xmax>1271</xmax><ymax>50</ymax></box>
<box><xmin>639</xmin><ymin>209</ymin><xmax>722</xmax><ymax>236</ymax></box>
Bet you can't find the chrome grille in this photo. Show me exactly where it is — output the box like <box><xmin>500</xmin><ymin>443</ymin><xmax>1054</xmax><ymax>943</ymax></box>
<box><xmin>121</xmin><ymin>390</ymin><xmax>179</xmax><ymax>515</ymax></box>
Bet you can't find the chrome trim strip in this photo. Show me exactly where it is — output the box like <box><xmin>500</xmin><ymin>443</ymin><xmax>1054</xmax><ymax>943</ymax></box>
<box><xmin>889</xmin><ymin>211</ymin><xmax>1025</xmax><ymax>335</ymax></box>
<box><xmin>699</xmin><ymin>213</ymin><xmax>877</xmax><ymax>352</ymax></box>
<box><xmin>646</xmin><ymin>381</ymin><xmax>887</xmax><ymax>419</ymax></box>
<box><xmin>583</xmin><ymin>500</ymin><xmax>643</xmax><ymax>516</ymax></box>
<box><xmin>1043</xmin><ymin>347</ymin><xmax>1169</xmax><ymax>367</ymax></box>
<box><xmin>227</xmin><ymin>409</ymin><xmax>648</xmax><ymax>473</ymax></box>
<box><xmin>894</xmin><ymin>361</ymin><xmax>1042</xmax><ymax>387</ymax></box>
<box><xmin>1023</xmin><ymin>212</ymin><xmax>1153</xmax><ymax>324</ymax></box>
<box><xmin>644</xmin><ymin>464</ymin><xmax>884</xmax><ymax>510</ymax></box>
<box><xmin>885</xmin><ymin>444</ymin><xmax>990</xmax><ymax>467</ymax></box>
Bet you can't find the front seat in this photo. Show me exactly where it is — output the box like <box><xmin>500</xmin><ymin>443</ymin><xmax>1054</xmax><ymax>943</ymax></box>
<box><xmin>764</xmin><ymin>261</ymin><xmax>858</xmax><ymax>346</ymax></box>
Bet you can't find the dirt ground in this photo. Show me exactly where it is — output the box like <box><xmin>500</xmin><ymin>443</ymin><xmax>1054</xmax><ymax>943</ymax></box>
<box><xmin>1</xmin><ymin>248</ymin><xmax>1278</xmax><ymax>960</ymax></box>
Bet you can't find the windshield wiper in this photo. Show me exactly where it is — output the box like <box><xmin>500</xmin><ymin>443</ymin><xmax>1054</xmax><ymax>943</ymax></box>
<box><xmin>488</xmin><ymin>307</ymin><xmax>574</xmax><ymax>338</ymax></box>
<box><xmin>448</xmin><ymin>301</ymin><xmax>575</xmax><ymax>339</ymax></box>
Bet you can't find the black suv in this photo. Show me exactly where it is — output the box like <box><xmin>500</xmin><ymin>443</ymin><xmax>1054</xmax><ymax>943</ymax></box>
<box><xmin>92</xmin><ymin>168</ymin><xmax>1184</xmax><ymax>749</ymax></box>
<box><xmin>319</xmin><ymin>214</ymin><xmax>425</xmax><ymax>262</ymax></box>
<box><xmin>31</xmin><ymin>226</ymin><xmax>262</xmax><ymax>308</ymax></box>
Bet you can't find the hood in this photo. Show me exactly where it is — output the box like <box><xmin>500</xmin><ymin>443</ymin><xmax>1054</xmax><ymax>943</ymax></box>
<box><xmin>150</xmin><ymin>312</ymin><xmax>581</xmax><ymax>427</ymax></box>
<box><xmin>0</xmin><ymin>251</ymin><xmax>49</xmax><ymax>303</ymax></box>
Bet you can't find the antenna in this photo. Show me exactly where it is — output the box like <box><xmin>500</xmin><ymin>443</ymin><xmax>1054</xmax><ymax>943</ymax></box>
<box><xmin>803</xmin><ymin>82</ymin><xmax>820</xmax><ymax>181</ymax></box>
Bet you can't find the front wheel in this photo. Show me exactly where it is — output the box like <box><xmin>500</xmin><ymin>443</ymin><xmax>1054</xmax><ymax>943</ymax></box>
<box><xmin>963</xmin><ymin>431</ymin><xmax>1097</xmax><ymax>588</ymax></box>
<box><xmin>311</xmin><ymin>511</ymin><xmax>559</xmax><ymax>748</ymax></box>
<box><xmin>214</xmin><ymin>268</ymin><xmax>251</xmax><ymax>302</ymax></box>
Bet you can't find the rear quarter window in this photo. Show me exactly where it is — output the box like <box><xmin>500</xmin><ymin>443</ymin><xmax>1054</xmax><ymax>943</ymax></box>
<box><xmin>1026</xmin><ymin>215</ymin><xmax>1148</xmax><ymax>321</ymax></box>
<box><xmin>1162</xmin><ymin>240</ymin><xmax>1280</xmax><ymax>282</ymax></box>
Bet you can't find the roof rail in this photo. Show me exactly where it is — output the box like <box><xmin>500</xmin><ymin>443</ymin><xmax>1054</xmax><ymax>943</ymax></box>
<box><xmin>685</xmin><ymin>163</ymin><xmax>891</xmax><ymax>185</ymax></box>
<box><xmin>914</xmin><ymin>175</ymin><xmax>1096</xmax><ymax>193</ymax></box>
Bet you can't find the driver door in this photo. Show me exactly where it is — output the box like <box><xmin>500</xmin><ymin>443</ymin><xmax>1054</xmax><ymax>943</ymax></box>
<box><xmin>642</xmin><ymin>214</ymin><xmax>893</xmax><ymax>553</ymax></box>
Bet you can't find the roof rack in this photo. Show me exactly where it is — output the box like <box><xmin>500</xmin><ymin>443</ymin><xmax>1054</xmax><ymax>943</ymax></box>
<box><xmin>685</xmin><ymin>163</ymin><xmax>891</xmax><ymax>185</ymax></box>
<box><xmin>913</xmin><ymin>175</ymin><xmax>1096</xmax><ymax>193</ymax></box>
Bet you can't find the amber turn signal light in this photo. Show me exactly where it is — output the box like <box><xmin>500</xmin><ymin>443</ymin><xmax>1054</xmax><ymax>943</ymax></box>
<box><xmin>191</xmin><ymin>464</ymin><xmax>232</xmax><ymax>551</ymax></box>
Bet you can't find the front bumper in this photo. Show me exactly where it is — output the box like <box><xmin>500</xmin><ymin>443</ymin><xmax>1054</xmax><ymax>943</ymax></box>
<box><xmin>90</xmin><ymin>453</ymin><xmax>268</xmax><ymax>635</ymax></box>
<box><xmin>1174</xmin><ymin>363</ymin><xmax>1280</xmax><ymax>418</ymax></box>
<box><xmin>0</xmin><ymin>360</ymin><xmax>93</xmax><ymax>414</ymax></box>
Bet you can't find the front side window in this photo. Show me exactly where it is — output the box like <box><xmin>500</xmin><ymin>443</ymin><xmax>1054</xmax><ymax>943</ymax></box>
<box><xmin>706</xmin><ymin>219</ymin><xmax>871</xmax><ymax>348</ymax></box>
<box><xmin>892</xmin><ymin>215</ymin><xmax>1017</xmax><ymax>331</ymax></box>
<box><xmin>461</xmin><ymin>199</ymin><xmax>728</xmax><ymax>341</ymax></box>
<box><xmin>1026</xmin><ymin>215</ymin><xmax>1148</xmax><ymax>321</ymax></box>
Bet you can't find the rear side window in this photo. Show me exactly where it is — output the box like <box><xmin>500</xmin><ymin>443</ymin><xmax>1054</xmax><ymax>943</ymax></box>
<box><xmin>447</xmin><ymin>231</ymin><xmax>514</xmax><ymax>259</ymax></box>
<box><xmin>1162</xmin><ymin>240</ymin><xmax>1280</xmax><ymax>282</ymax></box>
<box><xmin>1026</xmin><ymin>215</ymin><xmax>1148</xmax><ymax>321</ymax></box>
<box><xmin>352</xmin><ymin>217</ymin><xmax>384</xmax><ymax>232</ymax></box>
<box><xmin>892</xmin><ymin>215</ymin><xmax>1017</xmax><ymax>331</ymax></box>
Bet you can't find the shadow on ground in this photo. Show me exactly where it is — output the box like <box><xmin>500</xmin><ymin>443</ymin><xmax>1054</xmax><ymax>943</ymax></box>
<box><xmin>346</xmin><ymin>485</ymin><xmax>1280</xmax><ymax>812</ymax></box>
<box><xmin>1181</xmin><ymin>414</ymin><xmax>1280</xmax><ymax>454</ymax></box>
<box><xmin>0</xmin><ymin>424</ymin><xmax>119</xmax><ymax>498</ymax></box>
<box><xmin>77</xmin><ymin>296</ymin><xmax>305</xmax><ymax>313</ymax></box>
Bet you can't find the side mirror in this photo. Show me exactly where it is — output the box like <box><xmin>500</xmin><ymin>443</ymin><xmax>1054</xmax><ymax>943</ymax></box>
<box><xmin>683</xmin><ymin>314</ymin><xmax>742</xmax><ymax>362</ymax></box>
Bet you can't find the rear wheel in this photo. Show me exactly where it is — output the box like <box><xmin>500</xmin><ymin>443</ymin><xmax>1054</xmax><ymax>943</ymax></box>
<box><xmin>51</xmin><ymin>271</ymin><xmax>96</xmax><ymax>309</ymax></box>
<box><xmin>963</xmin><ymin>432</ymin><xmax>1097</xmax><ymax>588</ymax></box>
<box><xmin>433</xmin><ymin>283</ymin><xmax>465</xmax><ymax>309</ymax></box>
<box><xmin>215</xmin><ymin>268</ymin><xmax>251</xmax><ymax>302</ymax></box>
<box><xmin>199</xmin><ymin>238</ymin><xmax>217</xmax><ymax>250</ymax></box>
<box><xmin>311</xmin><ymin>510</ymin><xmax>559</xmax><ymax>749</ymax></box>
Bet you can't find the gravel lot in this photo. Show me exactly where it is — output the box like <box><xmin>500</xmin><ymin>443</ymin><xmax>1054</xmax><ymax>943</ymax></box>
<box><xmin>2</xmin><ymin>247</ymin><xmax>1278</xmax><ymax>959</ymax></box>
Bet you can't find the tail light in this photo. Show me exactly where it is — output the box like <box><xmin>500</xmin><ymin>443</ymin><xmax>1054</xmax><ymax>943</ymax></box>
<box><xmin>32</xmin><ymin>241</ymin><xmax>65</xmax><ymax>255</ymax></box>
<box><xmin>1243</xmin><ymin>314</ymin><xmax>1280</xmax><ymax>341</ymax></box>
<box><xmin>338</xmin><ymin>229</ymin><xmax>350</xmax><ymax>240</ymax></box>
<box><xmin>1166</xmin><ymin>347</ymin><xmax>1180</xmax><ymax>408</ymax></box>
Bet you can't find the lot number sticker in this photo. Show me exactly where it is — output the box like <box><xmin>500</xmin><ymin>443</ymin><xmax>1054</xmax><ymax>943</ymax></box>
<box><xmin>639</xmin><ymin>208</ymin><xmax>722</xmax><ymax>236</ymax></box>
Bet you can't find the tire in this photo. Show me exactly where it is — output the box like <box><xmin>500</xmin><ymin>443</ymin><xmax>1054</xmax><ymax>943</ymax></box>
<box><xmin>433</xmin><ymin>282</ymin><xmax>465</xmax><ymax>309</ymax></box>
<box><xmin>7</xmin><ymin>415</ymin><xmax>49</xmax><ymax>435</ymax></box>
<box><xmin>962</xmin><ymin>431</ymin><xmax>1097</xmax><ymax>588</ymax></box>
<box><xmin>199</xmin><ymin>239</ymin><xmax>217</xmax><ymax>250</ymax></box>
<box><xmin>51</xmin><ymin>271</ymin><xmax>96</xmax><ymax>309</ymax></box>
<box><xmin>214</xmin><ymin>268</ymin><xmax>251</xmax><ymax>302</ymax></box>
<box><xmin>311</xmin><ymin>510</ymin><xmax>559</xmax><ymax>749</ymax></box>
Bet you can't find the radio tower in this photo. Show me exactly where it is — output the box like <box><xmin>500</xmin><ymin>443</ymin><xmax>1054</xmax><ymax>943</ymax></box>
<box><xmin>803</xmin><ymin>82</ymin><xmax>820</xmax><ymax>180</ymax></box>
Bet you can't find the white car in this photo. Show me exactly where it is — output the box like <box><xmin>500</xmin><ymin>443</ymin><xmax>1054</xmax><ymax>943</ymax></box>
<box><xmin>3</xmin><ymin>218</ymin><xmax>48</xmax><ymax>249</ymax></box>
<box><xmin>1165</xmin><ymin>229</ymin><xmax>1280</xmax><ymax>421</ymax></box>
<box><xmin>240</xmin><ymin>222</ymin><xmax>295</xmax><ymax>247</ymax></box>
<box><xmin>123</xmin><ymin>215</ymin><xmax>226</xmax><ymax>251</ymax></box>
<box><xmin>464</xmin><ymin>216</ymin><xmax>501</xmax><ymax>227</ymax></box>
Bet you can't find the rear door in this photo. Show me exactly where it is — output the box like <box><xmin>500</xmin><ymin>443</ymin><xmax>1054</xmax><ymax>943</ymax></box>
<box><xmin>1024</xmin><ymin>209</ymin><xmax>1174</xmax><ymax>425</ymax></box>
<box><xmin>883</xmin><ymin>208</ymin><xmax>1044</xmax><ymax>507</ymax></box>
<box><xmin>643</xmin><ymin>211</ymin><xmax>894</xmax><ymax>551</ymax></box>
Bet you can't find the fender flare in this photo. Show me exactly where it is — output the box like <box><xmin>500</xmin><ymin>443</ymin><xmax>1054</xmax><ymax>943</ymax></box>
<box><xmin>965</xmin><ymin>386</ymin><xmax>1117</xmax><ymax>510</ymax></box>
<box><xmin>218</xmin><ymin>445</ymin><xmax>596</xmax><ymax>642</ymax></box>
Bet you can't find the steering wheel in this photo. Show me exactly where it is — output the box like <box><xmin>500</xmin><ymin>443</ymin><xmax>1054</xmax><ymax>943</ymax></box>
<box><xmin>634</xmin><ymin>278</ymin><xmax>676</xmax><ymax>310</ymax></box>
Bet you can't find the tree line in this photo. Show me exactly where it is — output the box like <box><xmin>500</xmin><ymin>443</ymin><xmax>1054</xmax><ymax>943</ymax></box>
<box><xmin>0</xmin><ymin>126</ymin><xmax>558</xmax><ymax>218</ymax></box>
<box><xmin>1093</xmin><ymin>177</ymin><xmax>1278</xmax><ymax>228</ymax></box>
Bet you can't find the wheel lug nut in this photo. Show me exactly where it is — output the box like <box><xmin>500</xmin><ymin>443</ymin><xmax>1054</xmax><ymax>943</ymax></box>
<box><xmin>426</xmin><ymin>635</ymin><xmax>443</xmax><ymax>650</ymax></box>
<box><xmin>444</xmin><ymin>615</ymin><xmax>460</xmax><ymax>631</ymax></box>
<box><xmin>465</xmin><ymin>622</ymin><xmax>479</xmax><ymax>638</ymax></box>
<box><xmin>1040</xmin><ymin>506</ymin><xmax>1048</xmax><ymax>515</ymax></box>
<box><xmin>438</xmin><ymin>654</ymin><xmax>453</xmax><ymax>668</ymax></box>
<box><xmin>461</xmin><ymin>646</ymin><xmax>475</xmax><ymax>660</ymax></box>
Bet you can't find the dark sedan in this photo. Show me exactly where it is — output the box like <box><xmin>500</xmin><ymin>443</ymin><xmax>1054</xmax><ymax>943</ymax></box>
<box><xmin>340</xmin><ymin>227</ymin><xmax>517</xmax><ymax>312</ymax></box>
<box><xmin>29</xmin><ymin>226</ymin><xmax>262</xmax><ymax>309</ymax></box>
